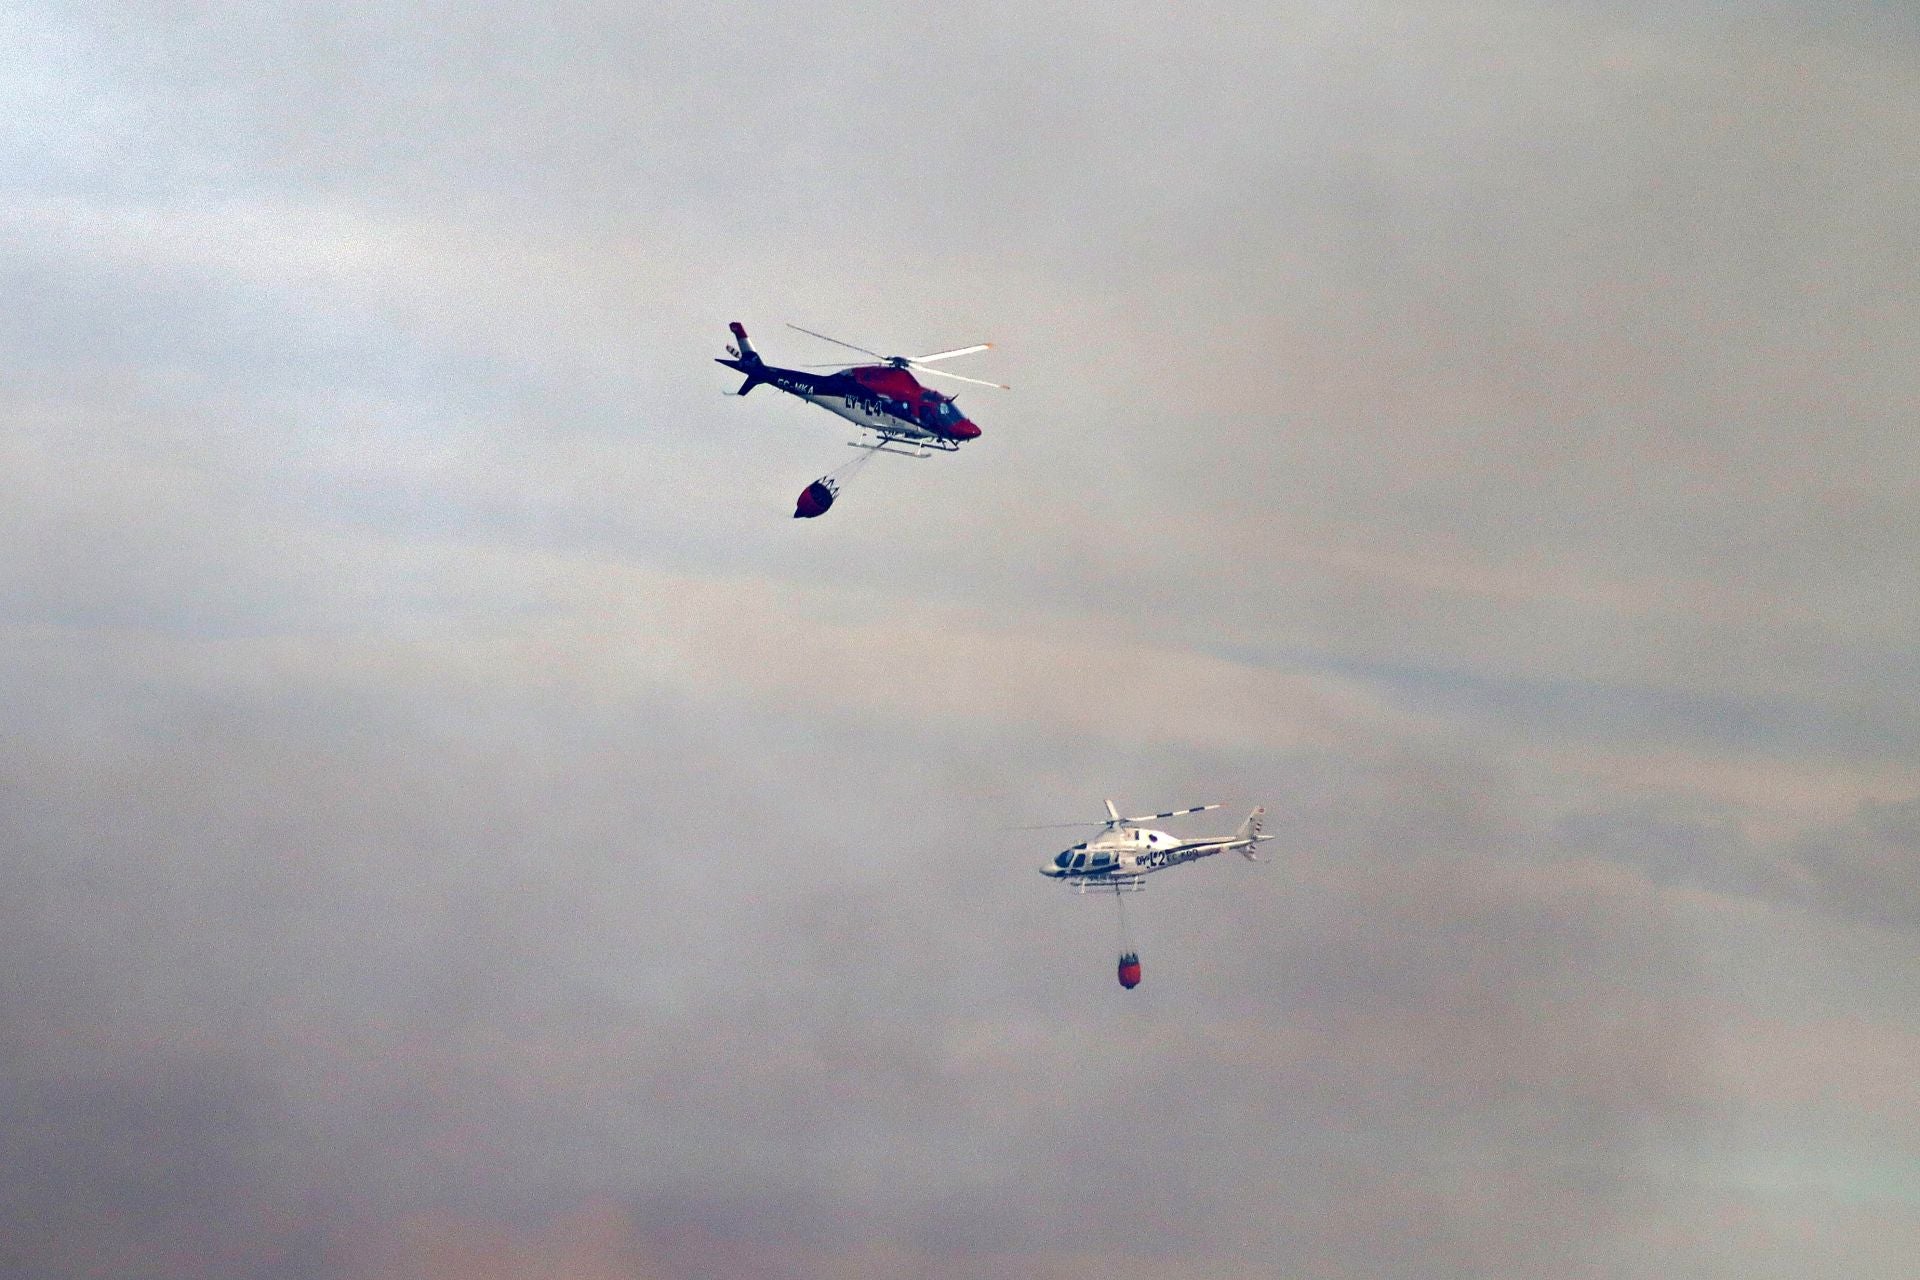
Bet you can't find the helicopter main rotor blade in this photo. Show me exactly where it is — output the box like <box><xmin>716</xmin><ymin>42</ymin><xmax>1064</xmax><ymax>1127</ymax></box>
<box><xmin>909</xmin><ymin>343</ymin><xmax>992</xmax><ymax>364</ymax></box>
<box><xmin>908</xmin><ymin>364</ymin><xmax>1010</xmax><ymax>390</ymax></box>
<box><xmin>1118</xmin><ymin>804</ymin><xmax>1221</xmax><ymax>824</ymax></box>
<box><xmin>786</xmin><ymin>324</ymin><xmax>885</xmax><ymax>360</ymax></box>
<box><xmin>1009</xmin><ymin>803</ymin><xmax>1220</xmax><ymax>831</ymax></box>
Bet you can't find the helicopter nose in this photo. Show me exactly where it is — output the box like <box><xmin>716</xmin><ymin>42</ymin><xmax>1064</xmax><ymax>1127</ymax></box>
<box><xmin>952</xmin><ymin>420</ymin><xmax>981</xmax><ymax>440</ymax></box>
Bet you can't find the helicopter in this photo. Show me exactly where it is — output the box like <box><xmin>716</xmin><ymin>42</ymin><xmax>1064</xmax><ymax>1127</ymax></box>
<box><xmin>716</xmin><ymin>322</ymin><xmax>1002</xmax><ymax>460</ymax></box>
<box><xmin>1028</xmin><ymin>801</ymin><xmax>1273</xmax><ymax>990</ymax></box>
<box><xmin>1034</xmin><ymin>801</ymin><xmax>1273</xmax><ymax>892</ymax></box>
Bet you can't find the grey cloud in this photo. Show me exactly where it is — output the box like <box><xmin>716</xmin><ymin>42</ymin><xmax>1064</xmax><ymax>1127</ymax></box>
<box><xmin>1555</xmin><ymin>790</ymin><xmax>1920</xmax><ymax>936</ymax></box>
<box><xmin>0</xmin><ymin>1055</ymin><xmax>279</xmax><ymax>1280</ymax></box>
<box><xmin>1789</xmin><ymin>795</ymin><xmax>1920</xmax><ymax>934</ymax></box>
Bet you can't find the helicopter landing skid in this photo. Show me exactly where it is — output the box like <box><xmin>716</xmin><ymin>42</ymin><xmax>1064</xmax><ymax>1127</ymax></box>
<box><xmin>849</xmin><ymin>436</ymin><xmax>954</xmax><ymax>458</ymax></box>
<box><xmin>1069</xmin><ymin>877</ymin><xmax>1148</xmax><ymax>894</ymax></box>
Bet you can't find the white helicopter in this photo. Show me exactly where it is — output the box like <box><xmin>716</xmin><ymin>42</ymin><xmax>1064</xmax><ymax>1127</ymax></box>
<box><xmin>1035</xmin><ymin>801</ymin><xmax>1273</xmax><ymax>893</ymax></box>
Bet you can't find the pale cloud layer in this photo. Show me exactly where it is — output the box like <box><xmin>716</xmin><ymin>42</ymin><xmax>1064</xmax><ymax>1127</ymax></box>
<box><xmin>4</xmin><ymin>2</ymin><xmax>1918</xmax><ymax>1277</ymax></box>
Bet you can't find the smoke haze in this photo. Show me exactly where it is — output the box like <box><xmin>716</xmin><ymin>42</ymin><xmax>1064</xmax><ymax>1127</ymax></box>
<box><xmin>5</xmin><ymin>3</ymin><xmax>1918</xmax><ymax>1276</ymax></box>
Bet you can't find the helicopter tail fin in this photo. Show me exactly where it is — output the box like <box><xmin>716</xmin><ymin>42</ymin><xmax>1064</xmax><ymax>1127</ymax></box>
<box><xmin>723</xmin><ymin>322</ymin><xmax>766</xmax><ymax>394</ymax></box>
<box><xmin>1236</xmin><ymin>807</ymin><xmax>1269</xmax><ymax>860</ymax></box>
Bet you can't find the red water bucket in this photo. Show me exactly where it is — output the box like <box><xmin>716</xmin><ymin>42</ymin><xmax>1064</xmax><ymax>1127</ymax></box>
<box><xmin>794</xmin><ymin>479</ymin><xmax>836</xmax><ymax>518</ymax></box>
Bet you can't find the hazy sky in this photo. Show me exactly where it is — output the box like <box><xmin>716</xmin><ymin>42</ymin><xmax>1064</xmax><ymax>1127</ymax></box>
<box><xmin>5</xmin><ymin>3</ymin><xmax>1918</xmax><ymax>1277</ymax></box>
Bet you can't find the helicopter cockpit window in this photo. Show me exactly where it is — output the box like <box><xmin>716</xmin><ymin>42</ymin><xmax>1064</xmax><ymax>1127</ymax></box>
<box><xmin>1071</xmin><ymin>852</ymin><xmax>1088</xmax><ymax>870</ymax></box>
<box><xmin>928</xmin><ymin>398</ymin><xmax>964</xmax><ymax>427</ymax></box>
<box><xmin>1054</xmin><ymin>851</ymin><xmax>1072</xmax><ymax>869</ymax></box>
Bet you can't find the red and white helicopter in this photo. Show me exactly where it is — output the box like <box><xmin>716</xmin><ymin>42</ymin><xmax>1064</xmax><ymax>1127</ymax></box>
<box><xmin>1036</xmin><ymin>801</ymin><xmax>1272</xmax><ymax>893</ymax></box>
<box><xmin>716</xmin><ymin>322</ymin><xmax>1003</xmax><ymax>516</ymax></box>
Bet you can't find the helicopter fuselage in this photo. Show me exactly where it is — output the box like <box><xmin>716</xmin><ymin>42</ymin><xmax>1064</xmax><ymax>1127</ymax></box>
<box><xmin>1038</xmin><ymin>808</ymin><xmax>1272</xmax><ymax>889</ymax></box>
<box><xmin>1040</xmin><ymin>827</ymin><xmax>1224</xmax><ymax>883</ymax></box>
<box><xmin>718</xmin><ymin>355</ymin><xmax>981</xmax><ymax>449</ymax></box>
